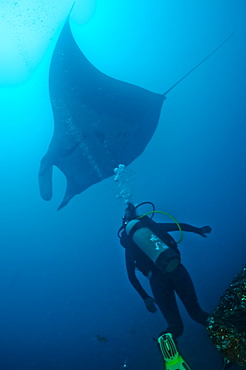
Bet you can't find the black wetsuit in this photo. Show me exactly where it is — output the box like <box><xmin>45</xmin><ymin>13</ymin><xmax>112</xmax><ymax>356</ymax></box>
<box><xmin>120</xmin><ymin>216</ymin><xmax>209</xmax><ymax>339</ymax></box>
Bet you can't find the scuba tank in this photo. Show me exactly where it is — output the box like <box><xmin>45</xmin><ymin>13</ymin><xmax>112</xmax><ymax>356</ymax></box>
<box><xmin>125</xmin><ymin>219</ymin><xmax>180</xmax><ymax>273</ymax></box>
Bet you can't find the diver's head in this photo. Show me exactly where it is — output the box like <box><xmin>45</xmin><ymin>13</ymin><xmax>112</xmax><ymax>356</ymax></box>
<box><xmin>122</xmin><ymin>202</ymin><xmax>137</xmax><ymax>225</ymax></box>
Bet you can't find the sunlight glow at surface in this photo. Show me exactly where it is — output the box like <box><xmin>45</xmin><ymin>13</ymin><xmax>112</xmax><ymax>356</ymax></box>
<box><xmin>0</xmin><ymin>0</ymin><xmax>75</xmax><ymax>85</ymax></box>
<box><xmin>71</xmin><ymin>0</ymin><xmax>97</xmax><ymax>25</ymax></box>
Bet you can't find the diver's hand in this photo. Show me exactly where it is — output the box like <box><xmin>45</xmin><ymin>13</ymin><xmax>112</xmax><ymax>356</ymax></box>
<box><xmin>200</xmin><ymin>226</ymin><xmax>212</xmax><ymax>237</ymax></box>
<box><xmin>144</xmin><ymin>297</ymin><xmax>157</xmax><ymax>313</ymax></box>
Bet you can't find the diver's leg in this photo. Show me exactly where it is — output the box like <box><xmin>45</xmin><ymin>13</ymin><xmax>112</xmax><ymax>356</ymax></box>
<box><xmin>150</xmin><ymin>270</ymin><xmax>184</xmax><ymax>339</ymax></box>
<box><xmin>171</xmin><ymin>264</ymin><xmax>209</xmax><ymax>325</ymax></box>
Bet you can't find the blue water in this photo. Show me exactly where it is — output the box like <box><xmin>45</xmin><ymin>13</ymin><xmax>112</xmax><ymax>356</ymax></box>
<box><xmin>0</xmin><ymin>1</ymin><xmax>245</xmax><ymax>369</ymax></box>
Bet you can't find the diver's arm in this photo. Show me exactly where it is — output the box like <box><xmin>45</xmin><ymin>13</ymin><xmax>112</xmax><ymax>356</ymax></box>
<box><xmin>125</xmin><ymin>248</ymin><xmax>149</xmax><ymax>300</ymax></box>
<box><xmin>159</xmin><ymin>223</ymin><xmax>212</xmax><ymax>237</ymax></box>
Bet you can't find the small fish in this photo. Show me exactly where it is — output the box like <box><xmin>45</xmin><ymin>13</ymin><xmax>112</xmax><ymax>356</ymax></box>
<box><xmin>96</xmin><ymin>334</ymin><xmax>108</xmax><ymax>343</ymax></box>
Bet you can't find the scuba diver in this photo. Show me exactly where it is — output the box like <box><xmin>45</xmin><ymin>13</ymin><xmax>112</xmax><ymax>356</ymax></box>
<box><xmin>118</xmin><ymin>201</ymin><xmax>212</xmax><ymax>369</ymax></box>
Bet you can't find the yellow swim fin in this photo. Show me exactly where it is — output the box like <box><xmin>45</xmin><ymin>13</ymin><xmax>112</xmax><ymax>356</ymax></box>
<box><xmin>158</xmin><ymin>333</ymin><xmax>192</xmax><ymax>370</ymax></box>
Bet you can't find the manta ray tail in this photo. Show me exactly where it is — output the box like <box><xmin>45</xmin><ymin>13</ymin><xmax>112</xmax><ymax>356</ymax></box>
<box><xmin>163</xmin><ymin>33</ymin><xmax>234</xmax><ymax>97</ymax></box>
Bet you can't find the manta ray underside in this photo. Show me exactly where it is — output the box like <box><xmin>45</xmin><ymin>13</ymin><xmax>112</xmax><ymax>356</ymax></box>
<box><xmin>38</xmin><ymin>18</ymin><xmax>165</xmax><ymax>209</ymax></box>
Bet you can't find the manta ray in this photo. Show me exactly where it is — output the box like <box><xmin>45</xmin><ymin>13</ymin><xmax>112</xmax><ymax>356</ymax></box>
<box><xmin>38</xmin><ymin>15</ymin><xmax>233</xmax><ymax>210</ymax></box>
<box><xmin>39</xmin><ymin>18</ymin><xmax>165</xmax><ymax>210</ymax></box>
